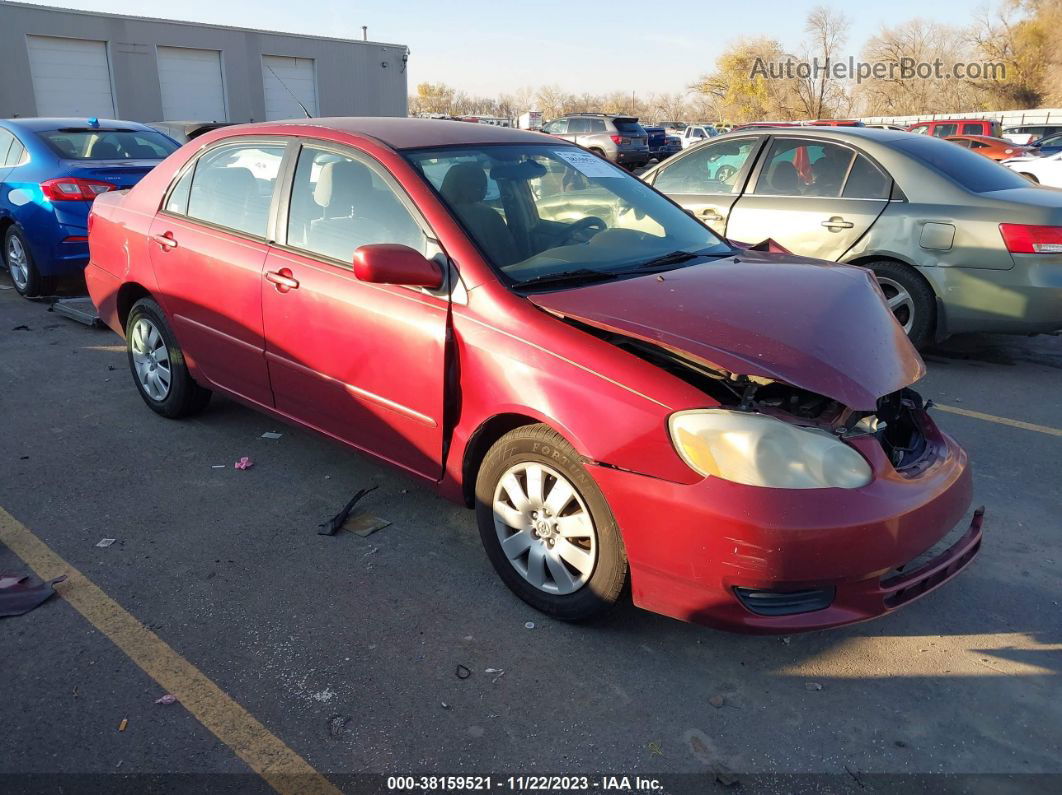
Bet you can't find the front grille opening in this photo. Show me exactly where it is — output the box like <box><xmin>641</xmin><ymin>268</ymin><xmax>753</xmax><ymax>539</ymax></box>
<box><xmin>875</xmin><ymin>388</ymin><xmax>929</xmax><ymax>469</ymax></box>
<box><xmin>734</xmin><ymin>586</ymin><xmax>836</xmax><ymax>616</ymax></box>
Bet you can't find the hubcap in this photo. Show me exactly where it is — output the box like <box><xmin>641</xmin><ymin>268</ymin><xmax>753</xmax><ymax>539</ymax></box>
<box><xmin>129</xmin><ymin>318</ymin><xmax>172</xmax><ymax>401</ymax></box>
<box><xmin>492</xmin><ymin>462</ymin><xmax>597</xmax><ymax>595</ymax></box>
<box><xmin>7</xmin><ymin>237</ymin><xmax>29</xmax><ymax>291</ymax></box>
<box><xmin>877</xmin><ymin>276</ymin><xmax>915</xmax><ymax>334</ymax></box>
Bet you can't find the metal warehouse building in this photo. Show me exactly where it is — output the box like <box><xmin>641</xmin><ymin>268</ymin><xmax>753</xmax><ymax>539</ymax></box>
<box><xmin>0</xmin><ymin>2</ymin><xmax>409</xmax><ymax>123</ymax></box>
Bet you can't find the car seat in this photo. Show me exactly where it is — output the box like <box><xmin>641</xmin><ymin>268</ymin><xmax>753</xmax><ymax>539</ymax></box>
<box><xmin>440</xmin><ymin>164</ymin><xmax>519</xmax><ymax>266</ymax></box>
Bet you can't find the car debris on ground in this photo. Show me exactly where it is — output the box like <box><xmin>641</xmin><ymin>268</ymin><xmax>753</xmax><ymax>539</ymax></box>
<box><xmin>343</xmin><ymin>513</ymin><xmax>391</xmax><ymax>537</ymax></box>
<box><xmin>317</xmin><ymin>486</ymin><xmax>378</xmax><ymax>536</ymax></box>
<box><xmin>0</xmin><ymin>572</ymin><xmax>67</xmax><ymax>618</ymax></box>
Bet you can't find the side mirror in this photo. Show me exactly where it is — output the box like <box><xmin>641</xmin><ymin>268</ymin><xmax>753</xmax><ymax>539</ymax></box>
<box><xmin>353</xmin><ymin>244</ymin><xmax>444</xmax><ymax>289</ymax></box>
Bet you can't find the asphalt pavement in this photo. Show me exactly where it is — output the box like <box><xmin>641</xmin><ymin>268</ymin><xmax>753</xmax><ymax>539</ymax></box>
<box><xmin>1</xmin><ymin>274</ymin><xmax>1059</xmax><ymax>793</ymax></box>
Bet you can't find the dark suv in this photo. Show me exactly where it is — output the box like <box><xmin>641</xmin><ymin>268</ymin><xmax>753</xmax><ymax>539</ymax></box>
<box><xmin>540</xmin><ymin>114</ymin><xmax>650</xmax><ymax>168</ymax></box>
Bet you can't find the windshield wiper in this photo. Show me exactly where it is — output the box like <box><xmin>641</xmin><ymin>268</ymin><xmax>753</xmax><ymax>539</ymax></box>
<box><xmin>620</xmin><ymin>249</ymin><xmax>726</xmax><ymax>274</ymax></box>
<box><xmin>511</xmin><ymin>269</ymin><xmax>620</xmax><ymax>291</ymax></box>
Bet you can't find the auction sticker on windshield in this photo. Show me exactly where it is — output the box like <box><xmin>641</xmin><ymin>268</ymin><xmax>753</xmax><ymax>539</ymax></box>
<box><xmin>553</xmin><ymin>150</ymin><xmax>623</xmax><ymax>178</ymax></box>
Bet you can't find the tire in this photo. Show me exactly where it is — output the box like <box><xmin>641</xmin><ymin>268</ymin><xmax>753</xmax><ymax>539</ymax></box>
<box><xmin>5</xmin><ymin>226</ymin><xmax>53</xmax><ymax>298</ymax></box>
<box><xmin>1019</xmin><ymin>172</ymin><xmax>1039</xmax><ymax>184</ymax></box>
<box><xmin>125</xmin><ymin>297</ymin><xmax>211</xmax><ymax>418</ymax></box>
<box><xmin>475</xmin><ymin>424</ymin><xmax>628</xmax><ymax>621</ymax></box>
<box><xmin>864</xmin><ymin>259</ymin><xmax>936</xmax><ymax>349</ymax></box>
<box><xmin>589</xmin><ymin>148</ymin><xmax>606</xmax><ymax>159</ymax></box>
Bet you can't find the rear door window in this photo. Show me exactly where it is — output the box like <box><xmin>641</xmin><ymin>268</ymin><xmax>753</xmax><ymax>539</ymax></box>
<box><xmin>962</xmin><ymin>123</ymin><xmax>983</xmax><ymax>135</ymax></box>
<box><xmin>841</xmin><ymin>155</ymin><xmax>890</xmax><ymax>199</ymax></box>
<box><xmin>0</xmin><ymin>130</ymin><xmax>14</xmax><ymax>166</ymax></box>
<box><xmin>185</xmin><ymin>142</ymin><xmax>285</xmax><ymax>237</ymax></box>
<box><xmin>6</xmin><ymin>140</ymin><xmax>26</xmax><ymax>167</ymax></box>
<box><xmin>753</xmin><ymin>138</ymin><xmax>854</xmax><ymax>198</ymax></box>
<box><xmin>566</xmin><ymin>118</ymin><xmax>591</xmax><ymax>134</ymax></box>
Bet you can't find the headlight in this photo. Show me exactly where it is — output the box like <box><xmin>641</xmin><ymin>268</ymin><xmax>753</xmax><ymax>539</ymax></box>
<box><xmin>668</xmin><ymin>409</ymin><xmax>873</xmax><ymax>490</ymax></box>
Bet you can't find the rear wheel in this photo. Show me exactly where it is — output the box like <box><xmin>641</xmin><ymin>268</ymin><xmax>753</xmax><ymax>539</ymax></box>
<box><xmin>5</xmin><ymin>227</ymin><xmax>53</xmax><ymax>298</ymax></box>
<box><xmin>589</xmin><ymin>147</ymin><xmax>606</xmax><ymax>159</ymax></box>
<box><xmin>126</xmin><ymin>297</ymin><xmax>211</xmax><ymax>418</ymax></box>
<box><xmin>475</xmin><ymin>424</ymin><xmax>627</xmax><ymax>621</ymax></box>
<box><xmin>865</xmin><ymin>259</ymin><xmax>936</xmax><ymax>348</ymax></box>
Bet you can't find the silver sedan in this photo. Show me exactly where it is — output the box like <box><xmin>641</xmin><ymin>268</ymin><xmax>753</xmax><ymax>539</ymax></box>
<box><xmin>640</xmin><ymin>126</ymin><xmax>1062</xmax><ymax>347</ymax></box>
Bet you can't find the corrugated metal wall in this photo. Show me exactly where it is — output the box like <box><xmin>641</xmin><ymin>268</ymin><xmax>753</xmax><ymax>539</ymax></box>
<box><xmin>0</xmin><ymin>1</ymin><xmax>408</xmax><ymax>122</ymax></box>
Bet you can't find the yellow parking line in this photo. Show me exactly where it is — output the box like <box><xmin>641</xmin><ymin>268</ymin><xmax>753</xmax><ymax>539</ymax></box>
<box><xmin>935</xmin><ymin>404</ymin><xmax>1062</xmax><ymax>438</ymax></box>
<box><xmin>0</xmin><ymin>506</ymin><xmax>341</xmax><ymax>795</ymax></box>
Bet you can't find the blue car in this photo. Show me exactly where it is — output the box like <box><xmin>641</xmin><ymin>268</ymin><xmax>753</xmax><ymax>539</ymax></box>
<box><xmin>1032</xmin><ymin>132</ymin><xmax>1062</xmax><ymax>156</ymax></box>
<box><xmin>0</xmin><ymin>118</ymin><xmax>180</xmax><ymax>297</ymax></box>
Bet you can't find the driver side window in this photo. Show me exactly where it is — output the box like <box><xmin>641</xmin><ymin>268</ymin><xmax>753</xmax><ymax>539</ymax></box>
<box><xmin>653</xmin><ymin>139</ymin><xmax>757</xmax><ymax>195</ymax></box>
<box><xmin>286</xmin><ymin>145</ymin><xmax>425</xmax><ymax>264</ymax></box>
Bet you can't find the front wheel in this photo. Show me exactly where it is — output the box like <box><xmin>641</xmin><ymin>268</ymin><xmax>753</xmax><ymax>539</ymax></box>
<box><xmin>1019</xmin><ymin>172</ymin><xmax>1040</xmax><ymax>184</ymax></box>
<box><xmin>475</xmin><ymin>424</ymin><xmax>628</xmax><ymax>621</ymax></box>
<box><xmin>126</xmin><ymin>297</ymin><xmax>211</xmax><ymax>418</ymax></box>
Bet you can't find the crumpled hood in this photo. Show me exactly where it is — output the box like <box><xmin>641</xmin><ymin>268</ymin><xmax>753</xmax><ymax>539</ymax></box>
<box><xmin>528</xmin><ymin>251</ymin><xmax>925</xmax><ymax>410</ymax></box>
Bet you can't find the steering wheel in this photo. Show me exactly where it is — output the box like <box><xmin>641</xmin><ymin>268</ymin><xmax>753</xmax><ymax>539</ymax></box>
<box><xmin>558</xmin><ymin>216</ymin><xmax>606</xmax><ymax>245</ymax></box>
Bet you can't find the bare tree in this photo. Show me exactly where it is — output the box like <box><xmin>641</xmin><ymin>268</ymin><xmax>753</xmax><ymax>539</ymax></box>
<box><xmin>854</xmin><ymin>19</ymin><xmax>987</xmax><ymax>116</ymax></box>
<box><xmin>793</xmin><ymin>5</ymin><xmax>852</xmax><ymax>119</ymax></box>
<box><xmin>535</xmin><ymin>84</ymin><xmax>569</xmax><ymax>118</ymax></box>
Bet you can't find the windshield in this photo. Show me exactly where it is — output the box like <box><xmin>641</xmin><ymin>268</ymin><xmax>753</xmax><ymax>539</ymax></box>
<box><xmin>406</xmin><ymin>145</ymin><xmax>731</xmax><ymax>285</ymax></box>
<box><xmin>892</xmin><ymin>135</ymin><xmax>1032</xmax><ymax>193</ymax></box>
<box><xmin>39</xmin><ymin>129</ymin><xmax>179</xmax><ymax>161</ymax></box>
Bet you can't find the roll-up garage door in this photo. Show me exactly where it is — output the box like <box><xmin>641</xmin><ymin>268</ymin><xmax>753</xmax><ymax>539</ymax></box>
<box><xmin>262</xmin><ymin>55</ymin><xmax>318</xmax><ymax>120</ymax></box>
<box><xmin>27</xmin><ymin>35</ymin><xmax>116</xmax><ymax>117</ymax></box>
<box><xmin>157</xmin><ymin>46</ymin><xmax>227</xmax><ymax>121</ymax></box>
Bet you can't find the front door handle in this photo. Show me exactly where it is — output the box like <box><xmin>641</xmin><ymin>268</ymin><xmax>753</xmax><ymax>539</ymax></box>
<box><xmin>152</xmin><ymin>232</ymin><xmax>178</xmax><ymax>250</ymax></box>
<box><xmin>821</xmin><ymin>216</ymin><xmax>854</xmax><ymax>230</ymax></box>
<box><xmin>265</xmin><ymin>268</ymin><xmax>299</xmax><ymax>292</ymax></box>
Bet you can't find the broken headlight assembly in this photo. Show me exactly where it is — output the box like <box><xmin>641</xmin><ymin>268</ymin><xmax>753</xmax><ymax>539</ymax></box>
<box><xmin>669</xmin><ymin>409</ymin><xmax>873</xmax><ymax>489</ymax></box>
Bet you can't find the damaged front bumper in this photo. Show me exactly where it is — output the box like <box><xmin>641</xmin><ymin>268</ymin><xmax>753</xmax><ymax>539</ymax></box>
<box><xmin>589</xmin><ymin>421</ymin><xmax>981</xmax><ymax>634</ymax></box>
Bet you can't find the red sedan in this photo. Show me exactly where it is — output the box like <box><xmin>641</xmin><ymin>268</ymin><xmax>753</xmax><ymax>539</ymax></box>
<box><xmin>85</xmin><ymin>119</ymin><xmax>982</xmax><ymax>632</ymax></box>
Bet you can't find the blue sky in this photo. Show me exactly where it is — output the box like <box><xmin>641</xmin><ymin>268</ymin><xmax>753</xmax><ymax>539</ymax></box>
<box><xmin>23</xmin><ymin>0</ymin><xmax>985</xmax><ymax>96</ymax></box>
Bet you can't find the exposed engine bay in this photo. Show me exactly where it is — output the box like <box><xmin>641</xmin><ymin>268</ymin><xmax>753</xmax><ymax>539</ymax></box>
<box><xmin>591</xmin><ymin>328</ymin><xmax>933</xmax><ymax>472</ymax></box>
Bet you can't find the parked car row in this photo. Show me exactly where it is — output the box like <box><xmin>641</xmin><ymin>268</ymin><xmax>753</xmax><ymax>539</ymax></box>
<box><xmin>80</xmin><ymin>117</ymin><xmax>986</xmax><ymax>633</ymax></box>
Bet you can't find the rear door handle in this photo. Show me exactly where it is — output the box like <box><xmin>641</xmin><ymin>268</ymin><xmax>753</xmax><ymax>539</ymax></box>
<box><xmin>700</xmin><ymin>209</ymin><xmax>723</xmax><ymax>222</ymax></box>
<box><xmin>821</xmin><ymin>217</ymin><xmax>854</xmax><ymax>230</ymax></box>
<box><xmin>265</xmin><ymin>268</ymin><xmax>299</xmax><ymax>292</ymax></box>
<box><xmin>152</xmin><ymin>232</ymin><xmax>178</xmax><ymax>249</ymax></box>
